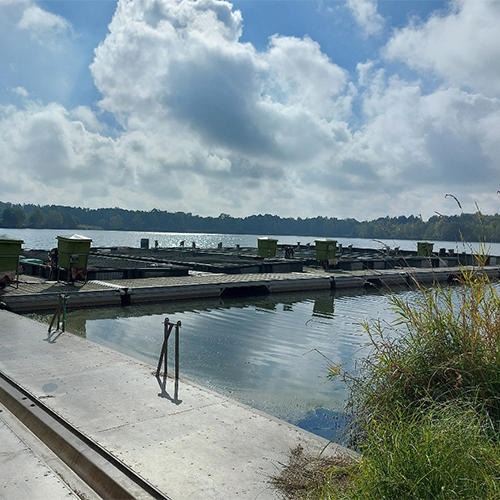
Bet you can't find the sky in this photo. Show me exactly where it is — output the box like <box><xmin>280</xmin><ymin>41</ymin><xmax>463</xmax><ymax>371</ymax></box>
<box><xmin>1</xmin><ymin>0</ymin><xmax>500</xmax><ymax>222</ymax></box>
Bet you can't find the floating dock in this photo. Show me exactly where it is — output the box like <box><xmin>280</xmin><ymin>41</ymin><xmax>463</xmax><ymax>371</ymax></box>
<box><xmin>3</xmin><ymin>242</ymin><xmax>497</xmax><ymax>313</ymax></box>
<box><xmin>0</xmin><ymin>311</ymin><xmax>356</xmax><ymax>499</ymax></box>
<box><xmin>2</xmin><ymin>243</ymin><xmax>499</xmax><ymax>497</ymax></box>
<box><xmin>2</xmin><ymin>265</ymin><xmax>499</xmax><ymax>313</ymax></box>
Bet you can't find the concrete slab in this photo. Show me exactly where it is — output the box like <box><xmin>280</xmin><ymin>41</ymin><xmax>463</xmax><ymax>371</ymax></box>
<box><xmin>0</xmin><ymin>311</ymin><xmax>354</xmax><ymax>499</ymax></box>
<box><xmin>0</xmin><ymin>405</ymin><xmax>92</xmax><ymax>500</ymax></box>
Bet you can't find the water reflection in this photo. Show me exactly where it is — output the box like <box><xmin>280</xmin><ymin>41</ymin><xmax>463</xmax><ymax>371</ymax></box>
<box><xmin>32</xmin><ymin>287</ymin><xmax>413</xmax><ymax>441</ymax></box>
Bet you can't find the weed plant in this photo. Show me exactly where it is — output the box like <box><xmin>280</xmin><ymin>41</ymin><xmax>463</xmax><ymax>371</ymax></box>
<box><xmin>276</xmin><ymin>263</ymin><xmax>500</xmax><ymax>500</ymax></box>
<box><xmin>323</xmin><ymin>401</ymin><xmax>500</xmax><ymax>500</ymax></box>
<box><xmin>340</xmin><ymin>267</ymin><xmax>500</xmax><ymax>437</ymax></box>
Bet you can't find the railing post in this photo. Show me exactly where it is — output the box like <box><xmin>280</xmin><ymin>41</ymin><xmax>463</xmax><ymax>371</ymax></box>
<box><xmin>156</xmin><ymin>318</ymin><xmax>181</xmax><ymax>380</ymax></box>
<box><xmin>175</xmin><ymin>321</ymin><xmax>181</xmax><ymax>380</ymax></box>
<box><xmin>62</xmin><ymin>294</ymin><xmax>68</xmax><ymax>332</ymax></box>
<box><xmin>48</xmin><ymin>294</ymin><xmax>69</xmax><ymax>334</ymax></box>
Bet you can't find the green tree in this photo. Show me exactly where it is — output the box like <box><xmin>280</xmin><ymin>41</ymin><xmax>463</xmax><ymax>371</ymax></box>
<box><xmin>44</xmin><ymin>210</ymin><xmax>64</xmax><ymax>229</ymax></box>
<box><xmin>108</xmin><ymin>215</ymin><xmax>124</xmax><ymax>230</ymax></box>
<box><xmin>28</xmin><ymin>207</ymin><xmax>45</xmax><ymax>228</ymax></box>
<box><xmin>130</xmin><ymin>214</ymin><xmax>144</xmax><ymax>230</ymax></box>
<box><xmin>0</xmin><ymin>205</ymin><xmax>27</xmax><ymax>228</ymax></box>
<box><xmin>62</xmin><ymin>212</ymin><xmax>78</xmax><ymax>229</ymax></box>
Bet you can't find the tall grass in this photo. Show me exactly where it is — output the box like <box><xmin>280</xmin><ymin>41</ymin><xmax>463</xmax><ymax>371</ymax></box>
<box><xmin>332</xmin><ymin>401</ymin><xmax>500</xmax><ymax>500</ymax></box>
<box><xmin>333</xmin><ymin>267</ymin><xmax>500</xmax><ymax>499</ymax></box>
<box><xmin>340</xmin><ymin>267</ymin><xmax>500</xmax><ymax>438</ymax></box>
<box><xmin>275</xmin><ymin>265</ymin><xmax>500</xmax><ymax>499</ymax></box>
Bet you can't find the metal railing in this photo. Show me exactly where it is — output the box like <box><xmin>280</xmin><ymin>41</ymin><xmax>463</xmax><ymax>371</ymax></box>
<box><xmin>156</xmin><ymin>318</ymin><xmax>181</xmax><ymax>380</ymax></box>
<box><xmin>48</xmin><ymin>294</ymin><xmax>69</xmax><ymax>334</ymax></box>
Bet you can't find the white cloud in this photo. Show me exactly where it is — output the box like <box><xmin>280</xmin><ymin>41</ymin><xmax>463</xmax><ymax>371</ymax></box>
<box><xmin>330</xmin><ymin>69</ymin><xmax>500</xmax><ymax>217</ymax></box>
<box><xmin>9</xmin><ymin>86</ymin><xmax>29</xmax><ymax>98</ymax></box>
<box><xmin>18</xmin><ymin>3</ymin><xmax>71</xmax><ymax>42</ymax></box>
<box><xmin>69</xmin><ymin>106</ymin><xmax>107</xmax><ymax>133</ymax></box>
<box><xmin>346</xmin><ymin>0</ymin><xmax>384</xmax><ymax>37</ymax></box>
<box><xmin>88</xmin><ymin>0</ymin><xmax>353</xmax><ymax>215</ymax></box>
<box><xmin>264</xmin><ymin>35</ymin><xmax>349</xmax><ymax>118</ymax></box>
<box><xmin>0</xmin><ymin>0</ymin><xmax>82</xmax><ymax>106</ymax></box>
<box><xmin>1</xmin><ymin>0</ymin><xmax>500</xmax><ymax>221</ymax></box>
<box><xmin>384</xmin><ymin>0</ymin><xmax>500</xmax><ymax>97</ymax></box>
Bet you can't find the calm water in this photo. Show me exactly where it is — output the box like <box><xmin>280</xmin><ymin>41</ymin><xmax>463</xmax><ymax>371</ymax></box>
<box><xmin>31</xmin><ymin>287</ymin><xmax>424</xmax><ymax>442</ymax></box>
<box><xmin>4</xmin><ymin>228</ymin><xmax>497</xmax><ymax>255</ymax></box>
<box><xmin>15</xmin><ymin>228</ymin><xmax>497</xmax><ymax>441</ymax></box>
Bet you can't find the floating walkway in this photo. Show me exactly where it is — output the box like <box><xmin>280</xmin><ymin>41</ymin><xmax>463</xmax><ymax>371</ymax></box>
<box><xmin>0</xmin><ymin>311</ymin><xmax>355</xmax><ymax>499</ymax></box>
<box><xmin>2</xmin><ymin>265</ymin><xmax>499</xmax><ymax>313</ymax></box>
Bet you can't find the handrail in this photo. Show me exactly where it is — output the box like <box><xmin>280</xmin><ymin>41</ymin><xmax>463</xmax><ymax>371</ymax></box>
<box><xmin>48</xmin><ymin>294</ymin><xmax>69</xmax><ymax>333</ymax></box>
<box><xmin>156</xmin><ymin>318</ymin><xmax>181</xmax><ymax>380</ymax></box>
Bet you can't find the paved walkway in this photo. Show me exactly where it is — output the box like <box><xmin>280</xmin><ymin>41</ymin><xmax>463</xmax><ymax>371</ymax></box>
<box><xmin>3</xmin><ymin>271</ymin><xmax>329</xmax><ymax>296</ymax></box>
<box><xmin>0</xmin><ymin>311</ymin><xmax>353</xmax><ymax>499</ymax></box>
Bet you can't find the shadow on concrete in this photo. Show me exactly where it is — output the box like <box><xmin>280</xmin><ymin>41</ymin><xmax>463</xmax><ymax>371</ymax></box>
<box><xmin>156</xmin><ymin>374</ymin><xmax>182</xmax><ymax>405</ymax></box>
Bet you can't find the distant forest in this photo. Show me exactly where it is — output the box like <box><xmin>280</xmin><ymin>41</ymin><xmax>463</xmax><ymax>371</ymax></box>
<box><xmin>1</xmin><ymin>201</ymin><xmax>499</xmax><ymax>242</ymax></box>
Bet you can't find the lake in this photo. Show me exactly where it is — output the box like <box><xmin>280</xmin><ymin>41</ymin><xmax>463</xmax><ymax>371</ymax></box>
<box><xmin>30</xmin><ymin>286</ymin><xmax>429</xmax><ymax>443</ymax></box>
<box><xmin>4</xmin><ymin>227</ymin><xmax>499</xmax><ymax>255</ymax></box>
<box><xmin>13</xmin><ymin>228</ymin><xmax>498</xmax><ymax>442</ymax></box>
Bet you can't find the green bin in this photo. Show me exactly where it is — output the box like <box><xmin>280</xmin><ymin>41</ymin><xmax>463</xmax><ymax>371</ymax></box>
<box><xmin>257</xmin><ymin>238</ymin><xmax>278</xmax><ymax>258</ymax></box>
<box><xmin>417</xmin><ymin>242</ymin><xmax>434</xmax><ymax>257</ymax></box>
<box><xmin>0</xmin><ymin>235</ymin><xmax>24</xmax><ymax>281</ymax></box>
<box><xmin>57</xmin><ymin>234</ymin><xmax>92</xmax><ymax>271</ymax></box>
<box><xmin>315</xmin><ymin>240</ymin><xmax>337</xmax><ymax>261</ymax></box>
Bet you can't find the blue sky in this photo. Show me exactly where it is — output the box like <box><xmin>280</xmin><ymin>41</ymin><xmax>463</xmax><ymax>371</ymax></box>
<box><xmin>1</xmin><ymin>0</ymin><xmax>500</xmax><ymax>221</ymax></box>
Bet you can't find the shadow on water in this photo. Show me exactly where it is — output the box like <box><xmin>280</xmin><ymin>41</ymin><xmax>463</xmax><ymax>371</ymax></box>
<box><xmin>296</xmin><ymin>408</ymin><xmax>352</xmax><ymax>443</ymax></box>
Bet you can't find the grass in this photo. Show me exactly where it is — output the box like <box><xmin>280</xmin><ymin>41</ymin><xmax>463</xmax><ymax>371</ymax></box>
<box><xmin>342</xmin><ymin>401</ymin><xmax>500</xmax><ymax>500</ymax></box>
<box><xmin>270</xmin><ymin>445</ymin><xmax>355</xmax><ymax>500</ymax></box>
<box><xmin>347</xmin><ymin>267</ymin><xmax>500</xmax><ymax>435</ymax></box>
<box><xmin>274</xmin><ymin>262</ymin><xmax>500</xmax><ymax>499</ymax></box>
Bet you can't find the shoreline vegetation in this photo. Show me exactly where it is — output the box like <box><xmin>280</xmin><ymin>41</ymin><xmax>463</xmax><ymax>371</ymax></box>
<box><xmin>3</xmin><ymin>201</ymin><xmax>500</xmax><ymax>242</ymax></box>
<box><xmin>274</xmin><ymin>262</ymin><xmax>500</xmax><ymax>499</ymax></box>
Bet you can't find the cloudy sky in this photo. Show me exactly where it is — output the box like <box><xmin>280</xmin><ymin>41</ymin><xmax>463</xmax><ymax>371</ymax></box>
<box><xmin>1</xmin><ymin>0</ymin><xmax>500</xmax><ymax>221</ymax></box>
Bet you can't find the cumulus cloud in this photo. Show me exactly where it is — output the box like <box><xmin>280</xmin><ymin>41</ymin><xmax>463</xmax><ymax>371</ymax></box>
<box><xmin>384</xmin><ymin>0</ymin><xmax>500</xmax><ymax>97</ymax></box>
<box><xmin>346</xmin><ymin>0</ymin><xmax>384</xmax><ymax>37</ymax></box>
<box><xmin>17</xmin><ymin>3</ymin><xmax>71</xmax><ymax>41</ymax></box>
<box><xmin>1</xmin><ymin>0</ymin><xmax>500</xmax><ymax>220</ymax></box>
<box><xmin>264</xmin><ymin>35</ymin><xmax>349</xmax><ymax>117</ymax></box>
<box><xmin>87</xmin><ymin>0</ymin><xmax>353</xmax><ymax>214</ymax></box>
<box><xmin>329</xmin><ymin>67</ymin><xmax>500</xmax><ymax>217</ymax></box>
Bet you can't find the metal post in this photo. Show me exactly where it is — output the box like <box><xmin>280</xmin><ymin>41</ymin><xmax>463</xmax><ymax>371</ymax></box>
<box><xmin>48</xmin><ymin>300</ymin><xmax>60</xmax><ymax>333</ymax></box>
<box><xmin>155</xmin><ymin>318</ymin><xmax>181</xmax><ymax>380</ymax></box>
<box><xmin>175</xmin><ymin>321</ymin><xmax>181</xmax><ymax>380</ymax></box>
<box><xmin>62</xmin><ymin>294</ymin><xmax>68</xmax><ymax>332</ymax></box>
<box><xmin>48</xmin><ymin>294</ymin><xmax>69</xmax><ymax>334</ymax></box>
<box><xmin>163</xmin><ymin>319</ymin><xmax>169</xmax><ymax>378</ymax></box>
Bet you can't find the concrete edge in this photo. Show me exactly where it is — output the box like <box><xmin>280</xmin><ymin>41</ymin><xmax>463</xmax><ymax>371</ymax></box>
<box><xmin>0</xmin><ymin>374</ymin><xmax>169</xmax><ymax>500</ymax></box>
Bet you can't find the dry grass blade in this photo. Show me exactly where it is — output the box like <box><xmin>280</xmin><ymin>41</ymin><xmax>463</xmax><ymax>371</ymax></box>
<box><xmin>272</xmin><ymin>445</ymin><xmax>355</xmax><ymax>499</ymax></box>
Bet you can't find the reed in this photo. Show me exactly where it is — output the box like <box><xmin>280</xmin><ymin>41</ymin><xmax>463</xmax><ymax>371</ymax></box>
<box><xmin>343</xmin><ymin>266</ymin><xmax>500</xmax><ymax>436</ymax></box>
<box><xmin>275</xmin><ymin>261</ymin><xmax>500</xmax><ymax>499</ymax></box>
<box><xmin>333</xmin><ymin>401</ymin><xmax>500</xmax><ymax>500</ymax></box>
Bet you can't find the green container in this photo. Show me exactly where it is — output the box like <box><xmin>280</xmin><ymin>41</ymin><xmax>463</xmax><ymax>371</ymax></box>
<box><xmin>315</xmin><ymin>240</ymin><xmax>337</xmax><ymax>261</ymax></box>
<box><xmin>0</xmin><ymin>235</ymin><xmax>24</xmax><ymax>273</ymax></box>
<box><xmin>417</xmin><ymin>242</ymin><xmax>434</xmax><ymax>257</ymax></box>
<box><xmin>257</xmin><ymin>238</ymin><xmax>278</xmax><ymax>258</ymax></box>
<box><xmin>57</xmin><ymin>234</ymin><xmax>92</xmax><ymax>269</ymax></box>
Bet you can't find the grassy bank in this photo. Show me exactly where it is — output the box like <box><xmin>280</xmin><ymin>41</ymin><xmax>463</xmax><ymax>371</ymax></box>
<box><xmin>275</xmin><ymin>265</ymin><xmax>500</xmax><ymax>499</ymax></box>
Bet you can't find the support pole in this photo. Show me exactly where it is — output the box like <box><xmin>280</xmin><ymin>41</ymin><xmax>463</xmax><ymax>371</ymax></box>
<box><xmin>48</xmin><ymin>294</ymin><xmax>69</xmax><ymax>334</ymax></box>
<box><xmin>175</xmin><ymin>321</ymin><xmax>181</xmax><ymax>381</ymax></box>
<box><xmin>156</xmin><ymin>318</ymin><xmax>181</xmax><ymax>379</ymax></box>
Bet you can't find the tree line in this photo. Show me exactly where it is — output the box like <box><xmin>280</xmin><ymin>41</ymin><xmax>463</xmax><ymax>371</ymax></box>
<box><xmin>0</xmin><ymin>201</ymin><xmax>498</xmax><ymax>242</ymax></box>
